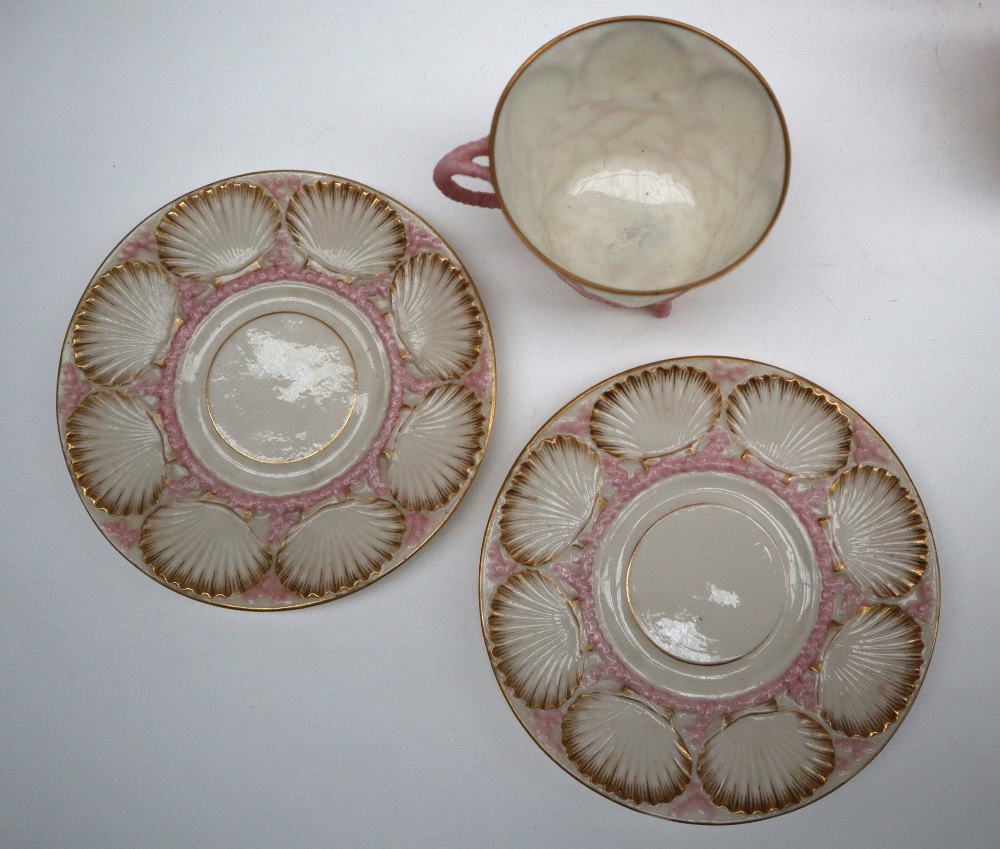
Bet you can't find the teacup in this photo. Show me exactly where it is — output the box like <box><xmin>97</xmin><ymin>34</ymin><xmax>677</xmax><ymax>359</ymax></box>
<box><xmin>435</xmin><ymin>17</ymin><xmax>790</xmax><ymax>316</ymax></box>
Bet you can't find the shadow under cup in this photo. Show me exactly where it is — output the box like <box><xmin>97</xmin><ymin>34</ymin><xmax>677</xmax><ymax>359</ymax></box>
<box><xmin>489</xmin><ymin>18</ymin><xmax>790</xmax><ymax>311</ymax></box>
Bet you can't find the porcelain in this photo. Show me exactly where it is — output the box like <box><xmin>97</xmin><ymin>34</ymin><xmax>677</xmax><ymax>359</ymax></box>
<box><xmin>58</xmin><ymin>170</ymin><xmax>495</xmax><ymax>609</ymax></box>
<box><xmin>435</xmin><ymin>18</ymin><xmax>789</xmax><ymax>316</ymax></box>
<box><xmin>480</xmin><ymin>357</ymin><xmax>938</xmax><ymax>823</ymax></box>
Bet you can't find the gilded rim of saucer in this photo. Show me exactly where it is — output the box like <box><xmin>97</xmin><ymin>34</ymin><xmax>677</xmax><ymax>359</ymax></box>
<box><xmin>57</xmin><ymin>170</ymin><xmax>496</xmax><ymax>610</ymax></box>
<box><xmin>479</xmin><ymin>356</ymin><xmax>938</xmax><ymax>824</ymax></box>
<box><xmin>488</xmin><ymin>16</ymin><xmax>792</xmax><ymax>300</ymax></box>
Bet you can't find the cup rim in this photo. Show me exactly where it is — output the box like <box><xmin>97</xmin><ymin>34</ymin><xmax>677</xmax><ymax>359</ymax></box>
<box><xmin>488</xmin><ymin>16</ymin><xmax>792</xmax><ymax>300</ymax></box>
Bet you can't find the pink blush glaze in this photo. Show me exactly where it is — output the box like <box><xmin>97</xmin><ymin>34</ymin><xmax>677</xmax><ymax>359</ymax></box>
<box><xmin>462</xmin><ymin>348</ymin><xmax>493</xmax><ymax>398</ymax></box>
<box><xmin>406</xmin><ymin>220</ymin><xmax>444</xmax><ymax>254</ymax></box>
<box><xmin>102</xmin><ymin>519</ymin><xmax>141</xmax><ymax>550</ymax></box>
<box><xmin>404</xmin><ymin>511</ymin><xmax>432</xmax><ymax>547</ymax></box>
<box><xmin>157</xmin><ymin>262</ymin><xmax>417</xmax><ymax>514</ymax></box>
<box><xmin>117</xmin><ymin>229</ymin><xmax>157</xmax><ymax>262</ymax></box>
<box><xmin>668</xmin><ymin>783</ymin><xmax>719</xmax><ymax>821</ymax></box>
<box><xmin>852</xmin><ymin>420</ymin><xmax>891</xmax><ymax>464</ymax></box>
<box><xmin>549</xmin><ymin>428</ymin><xmax>837</xmax><ymax>722</ymax></box>
<box><xmin>57</xmin><ymin>364</ymin><xmax>93</xmax><ymax>417</ymax></box>
<box><xmin>243</xmin><ymin>574</ymin><xmax>296</xmax><ymax>604</ymax></box>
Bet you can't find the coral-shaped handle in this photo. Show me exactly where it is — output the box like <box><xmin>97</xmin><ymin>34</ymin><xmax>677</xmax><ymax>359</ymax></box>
<box><xmin>433</xmin><ymin>137</ymin><xmax>500</xmax><ymax>209</ymax></box>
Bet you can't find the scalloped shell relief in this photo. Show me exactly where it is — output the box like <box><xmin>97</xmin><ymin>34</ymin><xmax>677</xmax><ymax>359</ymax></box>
<box><xmin>139</xmin><ymin>500</ymin><xmax>272</xmax><ymax>596</ymax></box>
<box><xmin>66</xmin><ymin>391</ymin><xmax>168</xmax><ymax>516</ymax></box>
<box><xmin>487</xmin><ymin>571</ymin><xmax>586</xmax><ymax>710</ymax></box>
<box><xmin>391</xmin><ymin>253</ymin><xmax>484</xmax><ymax>380</ymax></box>
<box><xmin>827</xmin><ymin>465</ymin><xmax>929</xmax><ymax>598</ymax></box>
<box><xmin>562</xmin><ymin>693</ymin><xmax>692</xmax><ymax>806</ymax></box>
<box><xmin>499</xmin><ymin>436</ymin><xmax>602</xmax><ymax>566</ymax></box>
<box><xmin>72</xmin><ymin>262</ymin><xmax>178</xmax><ymax>386</ymax></box>
<box><xmin>276</xmin><ymin>499</ymin><xmax>406</xmax><ymax>597</ymax></box>
<box><xmin>697</xmin><ymin>709</ymin><xmax>835</xmax><ymax>815</ymax></box>
<box><xmin>286</xmin><ymin>180</ymin><xmax>407</xmax><ymax>276</ymax></box>
<box><xmin>59</xmin><ymin>171</ymin><xmax>496</xmax><ymax>609</ymax></box>
<box><xmin>727</xmin><ymin>374</ymin><xmax>851</xmax><ymax>478</ymax></box>
<box><xmin>589</xmin><ymin>365</ymin><xmax>721</xmax><ymax>459</ymax></box>
<box><xmin>156</xmin><ymin>182</ymin><xmax>281</xmax><ymax>280</ymax></box>
<box><xmin>383</xmin><ymin>384</ymin><xmax>486</xmax><ymax>512</ymax></box>
<box><xmin>817</xmin><ymin>604</ymin><xmax>924</xmax><ymax>738</ymax></box>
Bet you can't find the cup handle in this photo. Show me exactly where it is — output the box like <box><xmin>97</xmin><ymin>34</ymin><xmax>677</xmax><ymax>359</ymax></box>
<box><xmin>433</xmin><ymin>137</ymin><xmax>500</xmax><ymax>209</ymax></box>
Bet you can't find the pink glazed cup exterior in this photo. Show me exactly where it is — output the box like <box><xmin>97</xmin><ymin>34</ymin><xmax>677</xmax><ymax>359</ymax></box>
<box><xmin>434</xmin><ymin>17</ymin><xmax>790</xmax><ymax>317</ymax></box>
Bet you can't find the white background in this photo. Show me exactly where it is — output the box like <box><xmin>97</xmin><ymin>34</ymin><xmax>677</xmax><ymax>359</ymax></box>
<box><xmin>1</xmin><ymin>2</ymin><xmax>997</xmax><ymax>847</ymax></box>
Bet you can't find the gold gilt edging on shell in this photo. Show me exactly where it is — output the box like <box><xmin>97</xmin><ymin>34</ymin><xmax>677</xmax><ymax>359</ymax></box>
<box><xmin>285</xmin><ymin>180</ymin><xmax>408</xmax><ymax>277</ymax></box>
<box><xmin>561</xmin><ymin>691</ymin><xmax>693</xmax><ymax>806</ymax></box>
<box><xmin>726</xmin><ymin>374</ymin><xmax>852</xmax><ymax>479</ymax></box>
<box><xmin>827</xmin><ymin>465</ymin><xmax>929</xmax><ymax>598</ymax></box>
<box><xmin>487</xmin><ymin>570</ymin><xmax>586</xmax><ymax>710</ymax></box>
<box><xmin>156</xmin><ymin>182</ymin><xmax>282</xmax><ymax>281</ymax></box>
<box><xmin>390</xmin><ymin>252</ymin><xmax>484</xmax><ymax>380</ymax></box>
<box><xmin>589</xmin><ymin>365</ymin><xmax>722</xmax><ymax>459</ymax></box>
<box><xmin>498</xmin><ymin>435</ymin><xmax>603</xmax><ymax>567</ymax></box>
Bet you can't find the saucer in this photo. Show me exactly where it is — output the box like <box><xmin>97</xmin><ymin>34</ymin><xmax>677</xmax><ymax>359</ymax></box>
<box><xmin>59</xmin><ymin>171</ymin><xmax>495</xmax><ymax>609</ymax></box>
<box><xmin>480</xmin><ymin>357</ymin><xmax>937</xmax><ymax>822</ymax></box>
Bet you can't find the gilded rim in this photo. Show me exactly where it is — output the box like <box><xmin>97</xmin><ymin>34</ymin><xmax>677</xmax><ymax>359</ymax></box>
<box><xmin>479</xmin><ymin>355</ymin><xmax>940</xmax><ymax>824</ymax></box>
<box><xmin>487</xmin><ymin>17</ymin><xmax>792</xmax><ymax>299</ymax></box>
<box><xmin>57</xmin><ymin>169</ymin><xmax>497</xmax><ymax>612</ymax></box>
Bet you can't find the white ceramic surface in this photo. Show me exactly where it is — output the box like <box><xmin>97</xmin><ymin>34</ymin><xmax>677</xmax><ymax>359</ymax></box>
<box><xmin>58</xmin><ymin>170</ymin><xmax>495</xmax><ymax>609</ymax></box>
<box><xmin>491</xmin><ymin>18</ymin><xmax>789</xmax><ymax>304</ymax></box>
<box><xmin>481</xmin><ymin>357</ymin><xmax>938</xmax><ymax>823</ymax></box>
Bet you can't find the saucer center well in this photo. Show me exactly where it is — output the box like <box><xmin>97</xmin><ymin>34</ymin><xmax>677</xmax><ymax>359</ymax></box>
<box><xmin>626</xmin><ymin>503</ymin><xmax>786</xmax><ymax>665</ymax></box>
<box><xmin>206</xmin><ymin>311</ymin><xmax>358</xmax><ymax>464</ymax></box>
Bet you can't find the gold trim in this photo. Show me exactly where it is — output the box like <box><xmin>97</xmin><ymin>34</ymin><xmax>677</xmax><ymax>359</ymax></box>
<box><xmin>275</xmin><ymin>497</ymin><xmax>407</xmax><ymax>597</ymax></box>
<box><xmin>817</xmin><ymin>604</ymin><xmax>925</xmax><ymax>738</ymax></box>
<box><xmin>697</xmin><ymin>708</ymin><xmax>835</xmax><ymax>815</ymax></box>
<box><xmin>156</xmin><ymin>181</ymin><xmax>281</xmax><ymax>281</ymax></box>
<box><xmin>487</xmin><ymin>17</ymin><xmax>792</xmax><ymax>299</ymax></box>
<box><xmin>589</xmin><ymin>365</ymin><xmax>721</xmax><ymax>459</ymax></box>
<box><xmin>827</xmin><ymin>465</ymin><xmax>929</xmax><ymax>598</ymax></box>
<box><xmin>286</xmin><ymin>180</ymin><xmax>407</xmax><ymax>278</ymax></box>
<box><xmin>203</xmin><ymin>310</ymin><xmax>359</xmax><ymax>465</ymax></box>
<box><xmin>487</xmin><ymin>570</ymin><xmax>586</xmax><ymax>710</ymax></box>
<box><xmin>562</xmin><ymin>691</ymin><xmax>692</xmax><ymax>806</ymax></box>
<box><xmin>498</xmin><ymin>435</ymin><xmax>603</xmax><ymax>567</ymax></box>
<box><xmin>390</xmin><ymin>252</ymin><xmax>484</xmax><ymax>380</ymax></box>
<box><xmin>726</xmin><ymin>374</ymin><xmax>853</xmax><ymax>479</ymax></box>
<box><xmin>478</xmin><ymin>355</ymin><xmax>940</xmax><ymax>823</ymax></box>
<box><xmin>57</xmin><ymin>169</ymin><xmax>497</xmax><ymax>612</ymax></box>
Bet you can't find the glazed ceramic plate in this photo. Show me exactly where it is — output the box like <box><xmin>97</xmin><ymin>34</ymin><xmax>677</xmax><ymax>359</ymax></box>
<box><xmin>480</xmin><ymin>357</ymin><xmax>937</xmax><ymax>823</ymax></box>
<box><xmin>58</xmin><ymin>170</ymin><xmax>495</xmax><ymax>609</ymax></box>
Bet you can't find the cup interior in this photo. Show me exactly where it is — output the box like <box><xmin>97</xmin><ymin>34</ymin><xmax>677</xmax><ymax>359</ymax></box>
<box><xmin>491</xmin><ymin>19</ymin><xmax>789</xmax><ymax>295</ymax></box>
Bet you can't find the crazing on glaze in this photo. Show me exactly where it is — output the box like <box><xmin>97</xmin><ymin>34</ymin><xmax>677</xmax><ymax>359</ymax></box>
<box><xmin>481</xmin><ymin>357</ymin><xmax>938</xmax><ymax>823</ymax></box>
<box><xmin>59</xmin><ymin>171</ymin><xmax>495</xmax><ymax>609</ymax></box>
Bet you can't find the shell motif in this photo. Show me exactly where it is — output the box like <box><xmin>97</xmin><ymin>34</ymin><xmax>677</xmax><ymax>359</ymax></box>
<box><xmin>139</xmin><ymin>500</ymin><xmax>271</xmax><ymax>596</ymax></box>
<box><xmin>589</xmin><ymin>365</ymin><xmax>721</xmax><ymax>459</ymax></box>
<box><xmin>562</xmin><ymin>693</ymin><xmax>692</xmax><ymax>806</ymax></box>
<box><xmin>488</xmin><ymin>571</ymin><xmax>586</xmax><ymax>710</ymax></box>
<box><xmin>66</xmin><ymin>391</ymin><xmax>168</xmax><ymax>516</ymax></box>
<box><xmin>384</xmin><ymin>384</ymin><xmax>486</xmax><ymax>512</ymax></box>
<box><xmin>276</xmin><ymin>499</ymin><xmax>407</xmax><ymax>596</ymax></box>
<box><xmin>286</xmin><ymin>181</ymin><xmax>407</xmax><ymax>277</ymax></box>
<box><xmin>827</xmin><ymin>465</ymin><xmax>928</xmax><ymax>598</ymax></box>
<box><xmin>72</xmin><ymin>262</ymin><xmax>179</xmax><ymax>386</ymax></box>
<box><xmin>156</xmin><ymin>182</ymin><xmax>280</xmax><ymax>280</ymax></box>
<box><xmin>499</xmin><ymin>436</ymin><xmax>602</xmax><ymax>566</ymax></box>
<box><xmin>390</xmin><ymin>253</ymin><xmax>483</xmax><ymax>380</ymax></box>
<box><xmin>727</xmin><ymin>375</ymin><xmax>851</xmax><ymax>478</ymax></box>
<box><xmin>817</xmin><ymin>604</ymin><xmax>924</xmax><ymax>738</ymax></box>
<box><xmin>697</xmin><ymin>709</ymin><xmax>835</xmax><ymax>815</ymax></box>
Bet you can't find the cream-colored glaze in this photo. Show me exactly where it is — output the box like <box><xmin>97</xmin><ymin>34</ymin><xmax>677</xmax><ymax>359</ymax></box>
<box><xmin>592</xmin><ymin>471</ymin><xmax>818</xmax><ymax>701</ymax></box>
<box><xmin>626</xmin><ymin>504</ymin><xmax>786</xmax><ymax>665</ymax></box>
<box><xmin>174</xmin><ymin>280</ymin><xmax>389</xmax><ymax>497</ymax></box>
<box><xmin>206</xmin><ymin>312</ymin><xmax>357</xmax><ymax>464</ymax></box>
<box><xmin>493</xmin><ymin>20</ymin><xmax>786</xmax><ymax>293</ymax></box>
